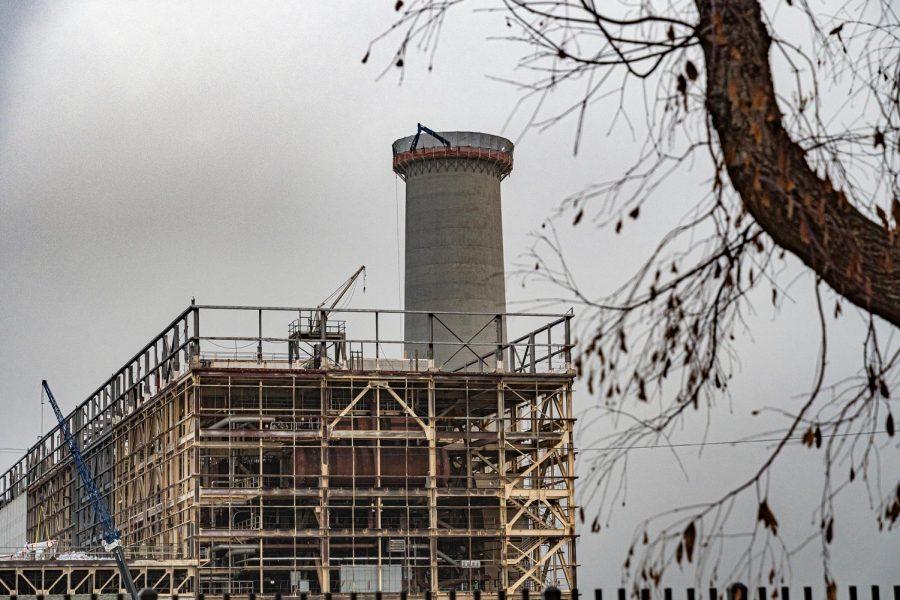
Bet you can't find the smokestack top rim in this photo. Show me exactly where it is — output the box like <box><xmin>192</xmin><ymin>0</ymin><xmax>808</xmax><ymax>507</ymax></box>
<box><xmin>391</xmin><ymin>130</ymin><xmax>514</xmax><ymax>157</ymax></box>
<box><xmin>392</xmin><ymin>131</ymin><xmax>514</xmax><ymax>180</ymax></box>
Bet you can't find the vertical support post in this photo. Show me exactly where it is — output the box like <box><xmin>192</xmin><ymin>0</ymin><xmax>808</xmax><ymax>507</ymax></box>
<box><xmin>375</xmin><ymin>311</ymin><xmax>380</xmax><ymax>370</ymax></box>
<box><xmin>528</xmin><ymin>333</ymin><xmax>537</xmax><ymax>374</ymax></box>
<box><xmin>547</xmin><ymin>327</ymin><xmax>553</xmax><ymax>371</ymax></box>
<box><xmin>566</xmin><ymin>381</ymin><xmax>577</xmax><ymax>592</ymax></box>
<box><xmin>376</xmin><ymin>386</ymin><xmax>383</xmax><ymax>589</ymax></box>
<box><xmin>257</xmin><ymin>309</ymin><xmax>263</xmax><ymax>363</ymax></box>
<box><xmin>319</xmin><ymin>377</ymin><xmax>330</xmax><ymax>593</ymax></box>
<box><xmin>564</xmin><ymin>314</ymin><xmax>572</xmax><ymax>368</ymax></box>
<box><xmin>428</xmin><ymin>313</ymin><xmax>435</xmax><ymax>367</ymax></box>
<box><xmin>172</xmin><ymin>325</ymin><xmax>181</xmax><ymax>374</ymax></box>
<box><xmin>143</xmin><ymin>353</ymin><xmax>150</xmax><ymax>398</ymax></box>
<box><xmin>428</xmin><ymin>379</ymin><xmax>438</xmax><ymax>594</ymax></box>
<box><xmin>495</xmin><ymin>315</ymin><xmax>504</xmax><ymax>372</ymax></box>
<box><xmin>190</xmin><ymin>305</ymin><xmax>199</xmax><ymax>361</ymax></box>
<box><xmin>497</xmin><ymin>382</ymin><xmax>508</xmax><ymax>593</ymax></box>
<box><xmin>318</xmin><ymin>309</ymin><xmax>328</xmax><ymax>368</ymax></box>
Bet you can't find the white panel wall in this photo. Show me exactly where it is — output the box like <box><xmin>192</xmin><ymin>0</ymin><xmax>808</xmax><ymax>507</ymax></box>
<box><xmin>0</xmin><ymin>494</ymin><xmax>27</xmax><ymax>554</ymax></box>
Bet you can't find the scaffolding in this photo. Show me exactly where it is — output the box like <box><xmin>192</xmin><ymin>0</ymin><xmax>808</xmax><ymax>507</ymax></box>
<box><xmin>0</xmin><ymin>304</ymin><xmax>576</xmax><ymax>598</ymax></box>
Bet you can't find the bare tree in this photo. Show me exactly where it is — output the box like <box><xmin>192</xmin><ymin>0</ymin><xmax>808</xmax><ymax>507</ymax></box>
<box><xmin>370</xmin><ymin>0</ymin><xmax>899</xmax><ymax>591</ymax></box>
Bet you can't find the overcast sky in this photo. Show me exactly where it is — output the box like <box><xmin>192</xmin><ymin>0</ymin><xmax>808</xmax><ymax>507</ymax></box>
<box><xmin>0</xmin><ymin>1</ymin><xmax>897</xmax><ymax>591</ymax></box>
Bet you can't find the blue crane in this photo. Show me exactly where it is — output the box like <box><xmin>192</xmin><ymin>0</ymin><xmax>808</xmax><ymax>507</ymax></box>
<box><xmin>409</xmin><ymin>122</ymin><xmax>451</xmax><ymax>151</ymax></box>
<box><xmin>41</xmin><ymin>380</ymin><xmax>139</xmax><ymax>600</ymax></box>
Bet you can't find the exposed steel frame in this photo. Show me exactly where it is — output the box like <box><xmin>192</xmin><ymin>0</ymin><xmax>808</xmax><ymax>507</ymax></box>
<box><xmin>0</xmin><ymin>305</ymin><xmax>576</xmax><ymax>598</ymax></box>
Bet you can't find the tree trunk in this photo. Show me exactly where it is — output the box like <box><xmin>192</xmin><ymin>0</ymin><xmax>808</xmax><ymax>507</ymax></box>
<box><xmin>695</xmin><ymin>0</ymin><xmax>900</xmax><ymax>326</ymax></box>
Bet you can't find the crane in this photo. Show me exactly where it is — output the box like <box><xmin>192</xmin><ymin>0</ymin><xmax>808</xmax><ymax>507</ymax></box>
<box><xmin>288</xmin><ymin>266</ymin><xmax>367</xmax><ymax>368</ymax></box>
<box><xmin>409</xmin><ymin>123</ymin><xmax>451</xmax><ymax>152</ymax></box>
<box><xmin>318</xmin><ymin>264</ymin><xmax>366</xmax><ymax>318</ymax></box>
<box><xmin>41</xmin><ymin>380</ymin><xmax>139</xmax><ymax>600</ymax></box>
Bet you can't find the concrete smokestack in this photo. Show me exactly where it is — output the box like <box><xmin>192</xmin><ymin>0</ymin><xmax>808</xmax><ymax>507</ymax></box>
<box><xmin>392</xmin><ymin>130</ymin><xmax>514</xmax><ymax>369</ymax></box>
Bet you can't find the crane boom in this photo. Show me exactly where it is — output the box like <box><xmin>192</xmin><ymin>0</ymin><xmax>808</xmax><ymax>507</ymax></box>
<box><xmin>41</xmin><ymin>381</ymin><xmax>139</xmax><ymax>600</ymax></box>
<box><xmin>409</xmin><ymin>123</ymin><xmax>451</xmax><ymax>152</ymax></box>
<box><xmin>319</xmin><ymin>265</ymin><xmax>366</xmax><ymax>313</ymax></box>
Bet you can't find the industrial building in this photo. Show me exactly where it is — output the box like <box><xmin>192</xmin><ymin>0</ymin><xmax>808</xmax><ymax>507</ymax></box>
<box><xmin>0</xmin><ymin>130</ymin><xmax>577</xmax><ymax>598</ymax></box>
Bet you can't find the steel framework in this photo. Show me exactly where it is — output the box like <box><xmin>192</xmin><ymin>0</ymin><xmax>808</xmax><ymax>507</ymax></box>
<box><xmin>0</xmin><ymin>305</ymin><xmax>576</xmax><ymax>598</ymax></box>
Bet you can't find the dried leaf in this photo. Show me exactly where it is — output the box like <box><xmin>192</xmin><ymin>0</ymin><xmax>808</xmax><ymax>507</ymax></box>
<box><xmin>825</xmin><ymin>517</ymin><xmax>834</xmax><ymax>543</ymax></box>
<box><xmin>828</xmin><ymin>23</ymin><xmax>844</xmax><ymax>37</ymax></box>
<box><xmin>667</xmin><ymin>25</ymin><xmax>675</xmax><ymax>42</ymax></box>
<box><xmin>814</xmin><ymin>425</ymin><xmax>822</xmax><ymax>448</ymax></box>
<box><xmin>683</xmin><ymin>521</ymin><xmax>696</xmax><ymax>563</ymax></box>
<box><xmin>394</xmin><ymin>0</ymin><xmax>404</xmax><ymax>10</ymax></box>
<box><xmin>879</xmin><ymin>379</ymin><xmax>890</xmax><ymax>399</ymax></box>
<box><xmin>675</xmin><ymin>541</ymin><xmax>683</xmax><ymax>565</ymax></box>
<box><xmin>802</xmin><ymin>427</ymin><xmax>815</xmax><ymax>447</ymax></box>
<box><xmin>685</xmin><ymin>61</ymin><xmax>698</xmax><ymax>81</ymax></box>
<box><xmin>361</xmin><ymin>50</ymin><xmax>370</xmax><ymax>64</ymax></box>
<box><xmin>629</xmin><ymin>206</ymin><xmax>640</xmax><ymax>220</ymax></box>
<box><xmin>874</xmin><ymin>129</ymin><xmax>885</xmax><ymax>148</ymax></box>
<box><xmin>579</xmin><ymin>507</ymin><xmax>585</xmax><ymax>523</ymax></box>
<box><xmin>395</xmin><ymin>57</ymin><xmax>404</xmax><ymax>68</ymax></box>
<box><xmin>676</xmin><ymin>74</ymin><xmax>687</xmax><ymax>96</ymax></box>
<box><xmin>758</xmin><ymin>500</ymin><xmax>779</xmax><ymax>534</ymax></box>
<box><xmin>573</xmin><ymin>208</ymin><xmax>584</xmax><ymax>226</ymax></box>
<box><xmin>771</xmin><ymin>288</ymin><xmax>778</xmax><ymax>306</ymax></box>
<box><xmin>887</xmin><ymin>412</ymin><xmax>895</xmax><ymax>437</ymax></box>
<box><xmin>591</xmin><ymin>517</ymin><xmax>601</xmax><ymax>533</ymax></box>
<box><xmin>615</xmin><ymin>220</ymin><xmax>623</xmax><ymax>234</ymax></box>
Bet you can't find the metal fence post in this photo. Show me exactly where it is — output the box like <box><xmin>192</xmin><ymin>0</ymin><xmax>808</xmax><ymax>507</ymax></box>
<box><xmin>256</xmin><ymin>309</ymin><xmax>263</xmax><ymax>363</ymax></box>
<box><xmin>528</xmin><ymin>333</ymin><xmax>537</xmax><ymax>374</ymax></box>
<box><xmin>428</xmin><ymin>313</ymin><xmax>435</xmax><ymax>365</ymax></box>
<box><xmin>495</xmin><ymin>314</ymin><xmax>503</xmax><ymax>371</ymax></box>
<box><xmin>192</xmin><ymin>304</ymin><xmax>200</xmax><ymax>362</ymax></box>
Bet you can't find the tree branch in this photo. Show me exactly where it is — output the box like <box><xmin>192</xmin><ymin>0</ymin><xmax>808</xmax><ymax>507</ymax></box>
<box><xmin>695</xmin><ymin>0</ymin><xmax>900</xmax><ymax>326</ymax></box>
